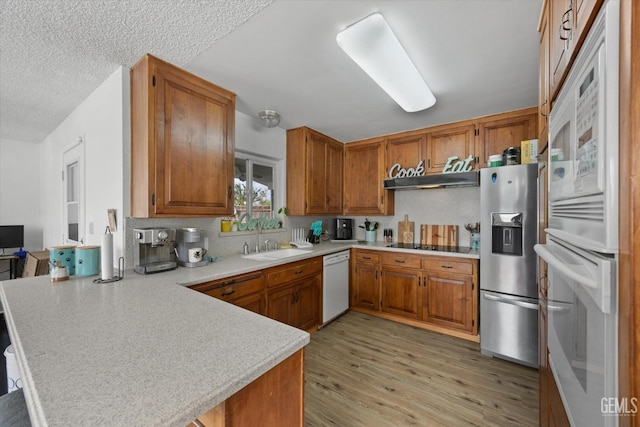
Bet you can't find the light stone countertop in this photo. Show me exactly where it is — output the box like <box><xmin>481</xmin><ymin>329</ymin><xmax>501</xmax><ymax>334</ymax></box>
<box><xmin>0</xmin><ymin>273</ymin><xmax>309</xmax><ymax>426</ymax></box>
<box><xmin>0</xmin><ymin>240</ymin><xmax>479</xmax><ymax>426</ymax></box>
<box><xmin>162</xmin><ymin>240</ymin><xmax>479</xmax><ymax>288</ymax></box>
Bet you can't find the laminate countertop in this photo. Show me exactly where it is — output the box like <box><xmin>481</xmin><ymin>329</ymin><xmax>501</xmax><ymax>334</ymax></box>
<box><xmin>0</xmin><ymin>241</ymin><xmax>478</xmax><ymax>426</ymax></box>
<box><xmin>0</xmin><ymin>272</ymin><xmax>309</xmax><ymax>426</ymax></box>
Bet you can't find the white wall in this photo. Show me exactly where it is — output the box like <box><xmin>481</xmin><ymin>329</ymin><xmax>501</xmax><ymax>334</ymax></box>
<box><xmin>40</xmin><ymin>67</ymin><xmax>129</xmax><ymax>264</ymax></box>
<box><xmin>0</xmin><ymin>138</ymin><xmax>43</xmax><ymax>251</ymax></box>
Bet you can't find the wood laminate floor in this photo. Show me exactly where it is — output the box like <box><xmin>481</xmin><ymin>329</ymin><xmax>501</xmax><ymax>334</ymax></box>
<box><xmin>304</xmin><ymin>311</ymin><xmax>538</xmax><ymax>427</ymax></box>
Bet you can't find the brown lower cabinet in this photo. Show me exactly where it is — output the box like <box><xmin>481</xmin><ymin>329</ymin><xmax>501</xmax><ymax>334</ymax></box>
<box><xmin>188</xmin><ymin>271</ymin><xmax>266</xmax><ymax>315</ymax></box>
<box><xmin>351</xmin><ymin>249</ymin><xmax>478</xmax><ymax>338</ymax></box>
<box><xmin>267</xmin><ymin>276</ymin><xmax>320</xmax><ymax>332</ymax></box>
<box><xmin>190</xmin><ymin>349</ymin><xmax>304</xmax><ymax>427</ymax></box>
<box><xmin>189</xmin><ymin>257</ymin><xmax>323</xmax><ymax>334</ymax></box>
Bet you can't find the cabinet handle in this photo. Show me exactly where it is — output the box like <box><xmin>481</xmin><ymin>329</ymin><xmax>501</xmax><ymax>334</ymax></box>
<box><xmin>441</xmin><ymin>265</ymin><xmax>453</xmax><ymax>269</ymax></box>
<box><xmin>427</xmin><ymin>158</ymin><xmax>431</xmax><ymax>168</ymax></box>
<box><xmin>221</xmin><ymin>289</ymin><xmax>236</xmax><ymax>297</ymax></box>
<box><xmin>540</xmin><ymin>101</ymin><xmax>548</xmax><ymax>118</ymax></box>
<box><xmin>295</xmin><ymin>269</ymin><xmax>303</xmax><ymax>275</ymax></box>
<box><xmin>559</xmin><ymin>8</ymin><xmax>572</xmax><ymax>41</ymax></box>
<box><xmin>395</xmin><ymin>259</ymin><xmax>405</xmax><ymax>264</ymax></box>
<box><xmin>363</xmin><ymin>256</ymin><xmax>372</xmax><ymax>260</ymax></box>
<box><xmin>539</xmin><ymin>275</ymin><xmax>548</xmax><ymax>291</ymax></box>
<box><xmin>227</xmin><ymin>185</ymin><xmax>233</xmax><ymax>199</ymax></box>
<box><xmin>233</xmin><ymin>273</ymin><xmax>262</xmax><ymax>284</ymax></box>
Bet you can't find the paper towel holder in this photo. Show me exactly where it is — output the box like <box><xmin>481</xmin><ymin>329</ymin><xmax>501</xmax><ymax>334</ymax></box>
<box><xmin>93</xmin><ymin>256</ymin><xmax>124</xmax><ymax>283</ymax></box>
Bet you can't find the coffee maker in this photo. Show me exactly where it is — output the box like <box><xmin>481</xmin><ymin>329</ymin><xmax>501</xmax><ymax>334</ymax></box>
<box><xmin>176</xmin><ymin>228</ymin><xmax>209</xmax><ymax>267</ymax></box>
<box><xmin>133</xmin><ymin>228</ymin><xmax>177</xmax><ymax>274</ymax></box>
<box><xmin>335</xmin><ymin>218</ymin><xmax>354</xmax><ymax>240</ymax></box>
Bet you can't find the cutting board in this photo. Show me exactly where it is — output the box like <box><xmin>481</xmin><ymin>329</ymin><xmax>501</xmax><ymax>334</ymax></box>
<box><xmin>420</xmin><ymin>224</ymin><xmax>459</xmax><ymax>246</ymax></box>
<box><xmin>398</xmin><ymin>215</ymin><xmax>415</xmax><ymax>244</ymax></box>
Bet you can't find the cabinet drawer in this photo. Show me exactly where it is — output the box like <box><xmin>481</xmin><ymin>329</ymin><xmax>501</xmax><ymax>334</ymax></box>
<box><xmin>354</xmin><ymin>250</ymin><xmax>380</xmax><ymax>264</ymax></box>
<box><xmin>190</xmin><ymin>272</ymin><xmax>265</xmax><ymax>302</ymax></box>
<box><xmin>267</xmin><ymin>258</ymin><xmax>322</xmax><ymax>287</ymax></box>
<box><xmin>381</xmin><ymin>253</ymin><xmax>422</xmax><ymax>269</ymax></box>
<box><xmin>422</xmin><ymin>257</ymin><xmax>474</xmax><ymax>275</ymax></box>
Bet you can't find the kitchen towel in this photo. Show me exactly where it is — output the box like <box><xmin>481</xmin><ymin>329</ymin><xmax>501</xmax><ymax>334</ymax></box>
<box><xmin>100</xmin><ymin>228</ymin><xmax>113</xmax><ymax>280</ymax></box>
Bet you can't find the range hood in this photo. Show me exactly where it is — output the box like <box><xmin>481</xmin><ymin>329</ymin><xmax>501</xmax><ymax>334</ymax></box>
<box><xmin>383</xmin><ymin>171</ymin><xmax>480</xmax><ymax>190</ymax></box>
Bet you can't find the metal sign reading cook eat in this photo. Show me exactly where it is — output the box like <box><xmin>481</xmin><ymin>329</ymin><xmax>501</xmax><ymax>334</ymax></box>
<box><xmin>388</xmin><ymin>155</ymin><xmax>475</xmax><ymax>179</ymax></box>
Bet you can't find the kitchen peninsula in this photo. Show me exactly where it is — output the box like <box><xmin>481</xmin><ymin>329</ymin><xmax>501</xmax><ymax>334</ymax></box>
<box><xmin>0</xmin><ymin>271</ymin><xmax>309</xmax><ymax>426</ymax></box>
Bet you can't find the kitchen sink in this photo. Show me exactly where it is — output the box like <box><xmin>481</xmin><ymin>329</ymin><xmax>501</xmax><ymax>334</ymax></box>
<box><xmin>241</xmin><ymin>248</ymin><xmax>313</xmax><ymax>261</ymax></box>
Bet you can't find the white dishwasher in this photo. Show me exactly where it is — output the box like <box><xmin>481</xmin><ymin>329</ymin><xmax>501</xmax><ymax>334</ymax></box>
<box><xmin>322</xmin><ymin>250</ymin><xmax>350</xmax><ymax>326</ymax></box>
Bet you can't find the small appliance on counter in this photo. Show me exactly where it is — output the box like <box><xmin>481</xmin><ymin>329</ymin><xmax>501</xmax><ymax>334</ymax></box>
<box><xmin>176</xmin><ymin>228</ymin><xmax>209</xmax><ymax>268</ymax></box>
<box><xmin>334</xmin><ymin>218</ymin><xmax>353</xmax><ymax>240</ymax></box>
<box><xmin>133</xmin><ymin>228</ymin><xmax>177</xmax><ymax>274</ymax></box>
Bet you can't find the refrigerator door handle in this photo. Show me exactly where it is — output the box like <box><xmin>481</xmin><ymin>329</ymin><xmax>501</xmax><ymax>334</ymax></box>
<box><xmin>482</xmin><ymin>293</ymin><xmax>539</xmax><ymax>310</ymax></box>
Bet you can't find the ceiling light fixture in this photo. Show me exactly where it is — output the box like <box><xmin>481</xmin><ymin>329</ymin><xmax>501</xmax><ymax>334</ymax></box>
<box><xmin>336</xmin><ymin>12</ymin><xmax>436</xmax><ymax>112</ymax></box>
<box><xmin>258</xmin><ymin>109</ymin><xmax>280</xmax><ymax>128</ymax></box>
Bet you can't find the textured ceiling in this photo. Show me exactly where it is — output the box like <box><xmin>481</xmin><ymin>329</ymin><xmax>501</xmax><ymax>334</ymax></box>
<box><xmin>0</xmin><ymin>0</ymin><xmax>273</xmax><ymax>143</ymax></box>
<box><xmin>0</xmin><ymin>0</ymin><xmax>542</xmax><ymax>144</ymax></box>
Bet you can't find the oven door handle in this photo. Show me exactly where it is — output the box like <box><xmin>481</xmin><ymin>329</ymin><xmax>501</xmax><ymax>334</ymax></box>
<box><xmin>534</xmin><ymin>243</ymin><xmax>597</xmax><ymax>289</ymax></box>
<box><xmin>482</xmin><ymin>293</ymin><xmax>539</xmax><ymax>310</ymax></box>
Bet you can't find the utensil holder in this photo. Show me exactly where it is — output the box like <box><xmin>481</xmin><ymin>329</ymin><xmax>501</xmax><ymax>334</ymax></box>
<box><xmin>365</xmin><ymin>230</ymin><xmax>376</xmax><ymax>242</ymax></box>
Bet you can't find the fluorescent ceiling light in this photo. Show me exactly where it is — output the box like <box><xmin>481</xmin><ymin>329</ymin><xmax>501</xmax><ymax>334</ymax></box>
<box><xmin>337</xmin><ymin>12</ymin><xmax>435</xmax><ymax>112</ymax></box>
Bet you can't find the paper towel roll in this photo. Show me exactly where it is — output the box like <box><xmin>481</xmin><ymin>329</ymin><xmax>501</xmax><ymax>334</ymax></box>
<box><xmin>101</xmin><ymin>232</ymin><xmax>113</xmax><ymax>280</ymax></box>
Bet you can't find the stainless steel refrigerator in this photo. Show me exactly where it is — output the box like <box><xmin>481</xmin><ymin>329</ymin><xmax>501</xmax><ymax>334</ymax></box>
<box><xmin>480</xmin><ymin>163</ymin><xmax>538</xmax><ymax>367</ymax></box>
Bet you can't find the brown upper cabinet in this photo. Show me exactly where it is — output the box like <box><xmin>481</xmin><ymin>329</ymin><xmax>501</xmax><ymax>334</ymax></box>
<box><xmin>343</xmin><ymin>138</ymin><xmax>394</xmax><ymax>216</ymax></box>
<box><xmin>386</xmin><ymin>124</ymin><xmax>475</xmax><ymax>176</ymax></box>
<box><xmin>549</xmin><ymin>0</ymin><xmax>603</xmax><ymax>103</ymax></box>
<box><xmin>286</xmin><ymin>126</ymin><xmax>343</xmax><ymax>216</ymax></box>
<box><xmin>538</xmin><ymin>0</ymin><xmax>550</xmax><ymax>152</ymax></box>
<box><xmin>130</xmin><ymin>54</ymin><xmax>236</xmax><ymax>217</ymax></box>
<box><xmin>474</xmin><ymin>108</ymin><xmax>538</xmax><ymax>168</ymax></box>
<box><xmin>288</xmin><ymin>108</ymin><xmax>536</xmax><ymax>216</ymax></box>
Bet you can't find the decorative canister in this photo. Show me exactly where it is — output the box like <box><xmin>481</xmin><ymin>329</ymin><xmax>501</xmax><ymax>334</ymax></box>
<box><xmin>76</xmin><ymin>246</ymin><xmax>101</xmax><ymax>277</ymax></box>
<box><xmin>49</xmin><ymin>245</ymin><xmax>76</xmax><ymax>276</ymax></box>
<box><xmin>488</xmin><ymin>154</ymin><xmax>503</xmax><ymax>167</ymax></box>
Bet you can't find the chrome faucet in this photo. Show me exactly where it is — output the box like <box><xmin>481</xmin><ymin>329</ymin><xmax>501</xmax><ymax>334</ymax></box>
<box><xmin>255</xmin><ymin>221</ymin><xmax>262</xmax><ymax>253</ymax></box>
<box><xmin>264</xmin><ymin>239</ymin><xmax>271</xmax><ymax>252</ymax></box>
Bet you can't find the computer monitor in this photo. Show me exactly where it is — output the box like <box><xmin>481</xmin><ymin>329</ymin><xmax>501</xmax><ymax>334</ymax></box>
<box><xmin>0</xmin><ymin>225</ymin><xmax>24</xmax><ymax>255</ymax></box>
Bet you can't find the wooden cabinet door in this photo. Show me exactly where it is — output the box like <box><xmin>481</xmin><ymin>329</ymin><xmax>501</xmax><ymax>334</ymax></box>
<box><xmin>352</xmin><ymin>262</ymin><xmax>380</xmax><ymax>311</ymax></box>
<box><xmin>475</xmin><ymin>109</ymin><xmax>538</xmax><ymax>168</ymax></box>
<box><xmin>287</xmin><ymin>127</ymin><xmax>343</xmax><ymax>215</ymax></box>
<box><xmin>306</xmin><ymin>133</ymin><xmax>329</xmax><ymax>214</ymax></box>
<box><xmin>296</xmin><ymin>276</ymin><xmax>320</xmax><ymax>332</ymax></box>
<box><xmin>539</xmin><ymin>1</ymin><xmax>550</xmax><ymax>150</ymax></box>
<box><xmin>550</xmin><ymin>0</ymin><xmax>573</xmax><ymax>99</ymax></box>
<box><xmin>539</xmin><ymin>293</ymin><xmax>549</xmax><ymax>427</ymax></box>
<box><xmin>133</xmin><ymin>55</ymin><xmax>235</xmax><ymax>217</ymax></box>
<box><xmin>326</xmin><ymin>139</ymin><xmax>344</xmax><ymax>213</ymax></box>
<box><xmin>574</xmin><ymin>0</ymin><xmax>602</xmax><ymax>56</ymax></box>
<box><xmin>386</xmin><ymin>133</ymin><xmax>425</xmax><ymax>178</ymax></box>
<box><xmin>380</xmin><ymin>267</ymin><xmax>420</xmax><ymax>319</ymax></box>
<box><xmin>425</xmin><ymin>124</ymin><xmax>475</xmax><ymax>174</ymax></box>
<box><xmin>267</xmin><ymin>286</ymin><xmax>296</xmax><ymax>327</ymax></box>
<box><xmin>423</xmin><ymin>271</ymin><xmax>475</xmax><ymax>333</ymax></box>
<box><xmin>232</xmin><ymin>293</ymin><xmax>265</xmax><ymax>315</ymax></box>
<box><xmin>343</xmin><ymin>139</ymin><xmax>393</xmax><ymax>215</ymax></box>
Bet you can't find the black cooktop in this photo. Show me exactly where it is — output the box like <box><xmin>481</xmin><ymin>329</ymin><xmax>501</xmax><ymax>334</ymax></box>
<box><xmin>386</xmin><ymin>243</ymin><xmax>472</xmax><ymax>254</ymax></box>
